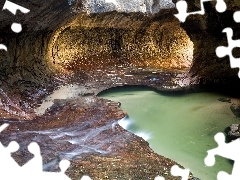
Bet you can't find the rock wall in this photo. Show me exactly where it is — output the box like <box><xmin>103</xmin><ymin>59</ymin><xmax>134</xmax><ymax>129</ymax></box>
<box><xmin>68</xmin><ymin>0</ymin><xmax>175</xmax><ymax>14</ymax></box>
<box><xmin>172</xmin><ymin>0</ymin><xmax>240</xmax><ymax>83</ymax></box>
<box><xmin>0</xmin><ymin>0</ymin><xmax>75</xmax><ymax>85</ymax></box>
<box><xmin>1</xmin><ymin>0</ymin><xmax>240</xmax><ymax>87</ymax></box>
<box><xmin>47</xmin><ymin>11</ymin><xmax>193</xmax><ymax>72</ymax></box>
<box><xmin>0</xmin><ymin>0</ymin><xmax>193</xmax><ymax>84</ymax></box>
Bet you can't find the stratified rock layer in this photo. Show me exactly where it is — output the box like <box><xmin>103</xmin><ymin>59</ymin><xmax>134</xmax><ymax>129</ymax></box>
<box><xmin>0</xmin><ymin>97</ymin><xmax>186</xmax><ymax>180</ymax></box>
<box><xmin>48</xmin><ymin>11</ymin><xmax>193</xmax><ymax>72</ymax></box>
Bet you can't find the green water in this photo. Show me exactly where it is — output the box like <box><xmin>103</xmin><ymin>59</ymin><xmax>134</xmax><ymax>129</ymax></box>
<box><xmin>98</xmin><ymin>86</ymin><xmax>239</xmax><ymax>180</ymax></box>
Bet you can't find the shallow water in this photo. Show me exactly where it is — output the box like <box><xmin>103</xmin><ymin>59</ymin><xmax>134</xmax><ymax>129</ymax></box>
<box><xmin>99</xmin><ymin>86</ymin><xmax>239</xmax><ymax>179</ymax></box>
<box><xmin>34</xmin><ymin>84</ymin><xmax>89</xmax><ymax>115</ymax></box>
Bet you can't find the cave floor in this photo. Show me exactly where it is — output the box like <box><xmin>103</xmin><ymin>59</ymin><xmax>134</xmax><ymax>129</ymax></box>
<box><xmin>0</xmin><ymin>66</ymin><xmax>197</xmax><ymax>180</ymax></box>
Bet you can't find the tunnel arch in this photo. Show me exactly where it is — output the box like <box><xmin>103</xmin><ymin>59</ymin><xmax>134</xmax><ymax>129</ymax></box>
<box><xmin>47</xmin><ymin>11</ymin><xmax>194</xmax><ymax>72</ymax></box>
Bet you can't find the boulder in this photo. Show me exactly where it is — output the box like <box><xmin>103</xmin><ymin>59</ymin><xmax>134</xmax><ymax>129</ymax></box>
<box><xmin>227</xmin><ymin>124</ymin><xmax>240</xmax><ymax>140</ymax></box>
<box><xmin>230</xmin><ymin>104</ymin><xmax>240</xmax><ymax>118</ymax></box>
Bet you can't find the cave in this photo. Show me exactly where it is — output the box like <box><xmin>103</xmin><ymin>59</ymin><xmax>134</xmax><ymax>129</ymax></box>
<box><xmin>48</xmin><ymin>12</ymin><xmax>194</xmax><ymax>71</ymax></box>
<box><xmin>0</xmin><ymin>0</ymin><xmax>240</xmax><ymax>179</ymax></box>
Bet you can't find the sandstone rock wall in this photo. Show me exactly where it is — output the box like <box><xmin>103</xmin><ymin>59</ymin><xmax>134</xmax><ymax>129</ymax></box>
<box><xmin>0</xmin><ymin>0</ymin><xmax>75</xmax><ymax>85</ymax></box>
<box><xmin>0</xmin><ymin>0</ymin><xmax>193</xmax><ymax>83</ymax></box>
<box><xmin>1</xmin><ymin>0</ymin><xmax>240</xmax><ymax>86</ymax></box>
<box><xmin>48</xmin><ymin>11</ymin><xmax>193</xmax><ymax>72</ymax></box>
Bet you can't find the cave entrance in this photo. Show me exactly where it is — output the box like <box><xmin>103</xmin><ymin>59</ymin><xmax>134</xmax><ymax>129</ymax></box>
<box><xmin>48</xmin><ymin>13</ymin><xmax>194</xmax><ymax>72</ymax></box>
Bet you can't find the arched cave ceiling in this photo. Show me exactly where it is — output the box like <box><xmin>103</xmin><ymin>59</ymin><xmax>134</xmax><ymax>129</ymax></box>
<box><xmin>0</xmin><ymin>0</ymin><xmax>240</xmax><ymax>85</ymax></box>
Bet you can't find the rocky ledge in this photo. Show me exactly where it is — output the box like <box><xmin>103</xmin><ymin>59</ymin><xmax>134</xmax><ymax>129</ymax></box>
<box><xmin>0</xmin><ymin>65</ymin><xmax>199</xmax><ymax>179</ymax></box>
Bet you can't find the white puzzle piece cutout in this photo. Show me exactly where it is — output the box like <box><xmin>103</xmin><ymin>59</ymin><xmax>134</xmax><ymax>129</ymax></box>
<box><xmin>0</xmin><ymin>123</ymin><xmax>72</xmax><ymax>180</ymax></box>
<box><xmin>171</xmin><ymin>165</ymin><xmax>190</xmax><ymax>180</ymax></box>
<box><xmin>0</xmin><ymin>1</ymin><xmax>30</xmax><ymax>50</ymax></box>
<box><xmin>205</xmin><ymin>132</ymin><xmax>240</xmax><ymax>180</ymax></box>
<box><xmin>215</xmin><ymin>11</ymin><xmax>240</xmax><ymax>78</ymax></box>
<box><xmin>175</xmin><ymin>0</ymin><xmax>227</xmax><ymax>22</ymax></box>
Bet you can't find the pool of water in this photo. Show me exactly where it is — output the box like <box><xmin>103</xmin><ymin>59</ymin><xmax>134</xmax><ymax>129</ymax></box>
<box><xmin>98</xmin><ymin>86</ymin><xmax>239</xmax><ymax>179</ymax></box>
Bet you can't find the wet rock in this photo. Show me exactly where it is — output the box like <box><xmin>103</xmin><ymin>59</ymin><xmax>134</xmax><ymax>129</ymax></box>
<box><xmin>0</xmin><ymin>0</ymin><xmax>194</xmax><ymax>88</ymax></box>
<box><xmin>48</xmin><ymin>11</ymin><xmax>193</xmax><ymax>72</ymax></box>
<box><xmin>189</xmin><ymin>178</ymin><xmax>201</xmax><ymax>180</ymax></box>
<box><xmin>230</xmin><ymin>104</ymin><xmax>240</xmax><ymax>118</ymax></box>
<box><xmin>117</xmin><ymin>102</ymin><xmax>121</xmax><ymax>107</ymax></box>
<box><xmin>0</xmin><ymin>97</ymin><xmax>184</xmax><ymax>179</ymax></box>
<box><xmin>227</xmin><ymin>124</ymin><xmax>240</xmax><ymax>140</ymax></box>
<box><xmin>82</xmin><ymin>92</ymin><xmax>95</xmax><ymax>96</ymax></box>
<box><xmin>218</xmin><ymin>98</ymin><xmax>231</xmax><ymax>103</ymax></box>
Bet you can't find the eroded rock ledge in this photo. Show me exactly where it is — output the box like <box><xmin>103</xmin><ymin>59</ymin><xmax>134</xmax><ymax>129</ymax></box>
<box><xmin>0</xmin><ymin>96</ymin><xmax>193</xmax><ymax>179</ymax></box>
<box><xmin>0</xmin><ymin>65</ymin><xmax>191</xmax><ymax>179</ymax></box>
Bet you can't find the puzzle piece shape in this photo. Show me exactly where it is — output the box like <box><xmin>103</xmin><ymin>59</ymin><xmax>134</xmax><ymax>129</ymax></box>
<box><xmin>2</xmin><ymin>0</ymin><xmax>30</xmax><ymax>15</ymax></box>
<box><xmin>171</xmin><ymin>165</ymin><xmax>190</xmax><ymax>180</ymax></box>
<box><xmin>20</xmin><ymin>143</ymin><xmax>71</xmax><ymax>180</ymax></box>
<box><xmin>154</xmin><ymin>175</ymin><xmax>165</xmax><ymax>180</ymax></box>
<box><xmin>36</xmin><ymin>159</ymin><xmax>71</xmax><ymax>180</ymax></box>
<box><xmin>0</xmin><ymin>123</ymin><xmax>72</xmax><ymax>179</ymax></box>
<box><xmin>0</xmin><ymin>123</ymin><xmax>21</xmax><ymax>178</ymax></box>
<box><xmin>205</xmin><ymin>132</ymin><xmax>240</xmax><ymax>179</ymax></box>
<box><xmin>175</xmin><ymin>0</ymin><xmax>227</xmax><ymax>22</ymax></box>
<box><xmin>215</xmin><ymin>27</ymin><xmax>240</xmax><ymax>77</ymax></box>
<box><xmin>21</xmin><ymin>142</ymin><xmax>43</xmax><ymax>174</ymax></box>
<box><xmin>2</xmin><ymin>0</ymin><xmax>30</xmax><ymax>34</ymax></box>
<box><xmin>81</xmin><ymin>175</ymin><xmax>92</xmax><ymax>180</ymax></box>
<box><xmin>233</xmin><ymin>11</ymin><xmax>240</xmax><ymax>23</ymax></box>
<box><xmin>0</xmin><ymin>140</ymin><xmax>20</xmax><ymax>174</ymax></box>
<box><xmin>215</xmin><ymin>10</ymin><xmax>240</xmax><ymax>78</ymax></box>
<box><xmin>154</xmin><ymin>165</ymin><xmax>190</xmax><ymax>180</ymax></box>
<box><xmin>0</xmin><ymin>1</ymin><xmax>30</xmax><ymax>51</ymax></box>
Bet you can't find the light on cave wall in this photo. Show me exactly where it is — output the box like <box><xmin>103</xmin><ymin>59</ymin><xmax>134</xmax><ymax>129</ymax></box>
<box><xmin>177</xmin><ymin>36</ymin><xmax>194</xmax><ymax>69</ymax></box>
<box><xmin>47</xmin><ymin>24</ymin><xmax>194</xmax><ymax>72</ymax></box>
<box><xmin>166</xmin><ymin>27</ymin><xmax>194</xmax><ymax>70</ymax></box>
<box><xmin>185</xmin><ymin>38</ymin><xmax>194</xmax><ymax>67</ymax></box>
<box><xmin>46</xmin><ymin>3</ymin><xmax>194</xmax><ymax>72</ymax></box>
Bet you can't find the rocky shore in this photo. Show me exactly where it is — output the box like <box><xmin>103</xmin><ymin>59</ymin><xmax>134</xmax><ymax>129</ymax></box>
<box><xmin>0</xmin><ymin>66</ymin><xmax>198</xmax><ymax>179</ymax></box>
